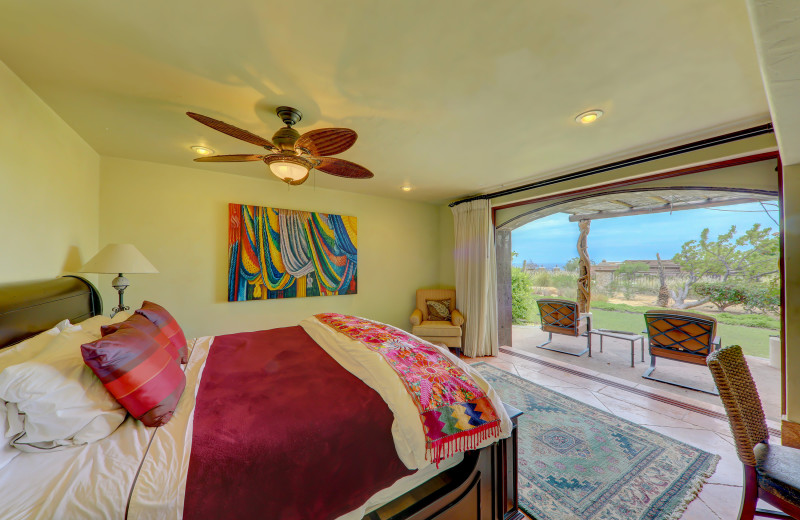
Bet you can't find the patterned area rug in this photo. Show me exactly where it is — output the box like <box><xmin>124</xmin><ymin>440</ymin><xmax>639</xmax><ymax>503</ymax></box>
<box><xmin>473</xmin><ymin>363</ymin><xmax>720</xmax><ymax>520</ymax></box>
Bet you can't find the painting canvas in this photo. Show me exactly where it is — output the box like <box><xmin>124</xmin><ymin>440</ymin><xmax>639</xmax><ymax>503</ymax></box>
<box><xmin>228</xmin><ymin>203</ymin><xmax>357</xmax><ymax>301</ymax></box>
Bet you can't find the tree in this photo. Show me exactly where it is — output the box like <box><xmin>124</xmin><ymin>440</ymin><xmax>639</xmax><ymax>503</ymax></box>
<box><xmin>670</xmin><ymin>224</ymin><xmax>779</xmax><ymax>309</ymax></box>
<box><xmin>565</xmin><ymin>257</ymin><xmax>580</xmax><ymax>272</ymax></box>
<box><xmin>613</xmin><ymin>261</ymin><xmax>649</xmax><ymax>299</ymax></box>
<box><xmin>656</xmin><ymin>253</ymin><xmax>670</xmax><ymax>307</ymax></box>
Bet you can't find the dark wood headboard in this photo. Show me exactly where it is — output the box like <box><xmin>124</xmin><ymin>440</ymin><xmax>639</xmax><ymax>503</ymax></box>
<box><xmin>0</xmin><ymin>276</ymin><xmax>102</xmax><ymax>349</ymax></box>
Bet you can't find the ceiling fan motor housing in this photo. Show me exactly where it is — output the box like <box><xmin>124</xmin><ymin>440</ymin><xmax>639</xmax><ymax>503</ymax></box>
<box><xmin>272</xmin><ymin>126</ymin><xmax>301</xmax><ymax>152</ymax></box>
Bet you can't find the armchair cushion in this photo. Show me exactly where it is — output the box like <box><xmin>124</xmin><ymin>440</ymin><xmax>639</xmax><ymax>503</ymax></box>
<box><xmin>754</xmin><ymin>442</ymin><xmax>800</xmax><ymax>506</ymax></box>
<box><xmin>410</xmin><ymin>308</ymin><xmax>423</xmax><ymax>327</ymax></box>
<box><xmin>451</xmin><ymin>309</ymin><xmax>464</xmax><ymax>327</ymax></box>
<box><xmin>412</xmin><ymin>321</ymin><xmax>462</xmax><ymax>338</ymax></box>
<box><xmin>425</xmin><ymin>299</ymin><xmax>452</xmax><ymax>321</ymax></box>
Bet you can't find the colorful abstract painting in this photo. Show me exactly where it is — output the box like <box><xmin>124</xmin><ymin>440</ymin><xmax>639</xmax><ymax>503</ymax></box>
<box><xmin>228</xmin><ymin>203</ymin><xmax>357</xmax><ymax>301</ymax></box>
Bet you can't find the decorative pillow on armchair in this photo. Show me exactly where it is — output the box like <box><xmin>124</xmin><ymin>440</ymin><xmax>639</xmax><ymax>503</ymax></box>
<box><xmin>426</xmin><ymin>299</ymin><xmax>452</xmax><ymax>321</ymax></box>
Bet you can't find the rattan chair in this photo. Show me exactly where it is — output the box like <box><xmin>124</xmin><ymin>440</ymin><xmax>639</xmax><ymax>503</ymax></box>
<box><xmin>643</xmin><ymin>310</ymin><xmax>721</xmax><ymax>394</ymax></box>
<box><xmin>535</xmin><ymin>299</ymin><xmax>591</xmax><ymax>356</ymax></box>
<box><xmin>707</xmin><ymin>345</ymin><xmax>800</xmax><ymax>520</ymax></box>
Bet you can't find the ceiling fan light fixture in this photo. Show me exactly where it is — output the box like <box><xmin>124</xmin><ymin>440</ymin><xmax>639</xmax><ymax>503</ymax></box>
<box><xmin>191</xmin><ymin>145</ymin><xmax>215</xmax><ymax>155</ymax></box>
<box><xmin>575</xmin><ymin>109</ymin><xmax>604</xmax><ymax>125</ymax></box>
<box><xmin>269</xmin><ymin>161</ymin><xmax>309</xmax><ymax>182</ymax></box>
<box><xmin>264</xmin><ymin>155</ymin><xmax>313</xmax><ymax>184</ymax></box>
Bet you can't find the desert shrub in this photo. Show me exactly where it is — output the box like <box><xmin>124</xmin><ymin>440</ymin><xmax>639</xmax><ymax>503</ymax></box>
<box><xmin>530</xmin><ymin>271</ymin><xmax>551</xmax><ymax>287</ymax></box>
<box><xmin>694</xmin><ymin>282</ymin><xmax>748</xmax><ymax>311</ymax></box>
<box><xmin>743</xmin><ymin>282</ymin><xmax>780</xmax><ymax>315</ymax></box>
<box><xmin>550</xmin><ymin>272</ymin><xmax>579</xmax><ymax>289</ymax></box>
<box><xmin>557</xmin><ymin>286</ymin><xmax>577</xmax><ymax>300</ymax></box>
<box><xmin>511</xmin><ymin>267</ymin><xmax>536</xmax><ymax>324</ymax></box>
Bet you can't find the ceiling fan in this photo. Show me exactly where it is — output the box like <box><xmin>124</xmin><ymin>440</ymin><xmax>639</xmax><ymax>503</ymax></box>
<box><xmin>186</xmin><ymin>106</ymin><xmax>373</xmax><ymax>185</ymax></box>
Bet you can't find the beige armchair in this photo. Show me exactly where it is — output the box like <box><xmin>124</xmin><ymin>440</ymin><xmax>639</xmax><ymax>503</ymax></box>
<box><xmin>410</xmin><ymin>289</ymin><xmax>463</xmax><ymax>353</ymax></box>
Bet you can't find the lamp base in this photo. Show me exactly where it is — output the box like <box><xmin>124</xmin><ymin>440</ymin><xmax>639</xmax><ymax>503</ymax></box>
<box><xmin>111</xmin><ymin>274</ymin><xmax>130</xmax><ymax>318</ymax></box>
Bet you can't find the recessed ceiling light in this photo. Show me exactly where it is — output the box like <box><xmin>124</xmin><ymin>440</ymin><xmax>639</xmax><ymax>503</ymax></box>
<box><xmin>575</xmin><ymin>109</ymin><xmax>604</xmax><ymax>125</ymax></box>
<box><xmin>191</xmin><ymin>145</ymin><xmax>215</xmax><ymax>156</ymax></box>
<box><xmin>401</xmin><ymin>185</ymin><xmax>412</xmax><ymax>192</ymax></box>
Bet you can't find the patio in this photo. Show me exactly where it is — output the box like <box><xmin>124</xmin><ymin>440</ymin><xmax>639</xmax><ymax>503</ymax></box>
<box><xmin>511</xmin><ymin>324</ymin><xmax>782</xmax><ymax>421</ymax></box>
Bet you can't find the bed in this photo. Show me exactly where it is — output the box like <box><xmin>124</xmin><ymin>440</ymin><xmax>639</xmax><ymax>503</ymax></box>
<box><xmin>0</xmin><ymin>276</ymin><xmax>523</xmax><ymax>520</ymax></box>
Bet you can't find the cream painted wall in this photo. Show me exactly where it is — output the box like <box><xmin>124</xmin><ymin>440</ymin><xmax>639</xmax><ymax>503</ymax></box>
<box><xmin>0</xmin><ymin>60</ymin><xmax>99</xmax><ymax>283</ymax></box>
<box><xmin>98</xmin><ymin>157</ymin><xmax>444</xmax><ymax>338</ymax></box>
<box><xmin>438</xmin><ymin>205</ymin><xmax>455</xmax><ymax>286</ymax></box>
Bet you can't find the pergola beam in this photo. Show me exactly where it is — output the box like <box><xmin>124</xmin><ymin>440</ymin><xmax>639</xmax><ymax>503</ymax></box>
<box><xmin>568</xmin><ymin>197</ymin><xmax>763</xmax><ymax>222</ymax></box>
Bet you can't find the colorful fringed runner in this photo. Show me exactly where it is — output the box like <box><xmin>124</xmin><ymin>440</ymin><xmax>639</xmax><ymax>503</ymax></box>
<box><xmin>316</xmin><ymin>313</ymin><xmax>501</xmax><ymax>465</ymax></box>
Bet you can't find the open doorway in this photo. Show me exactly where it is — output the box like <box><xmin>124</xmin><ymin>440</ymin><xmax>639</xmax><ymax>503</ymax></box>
<box><xmin>500</xmin><ymin>183</ymin><xmax>782</xmax><ymax>420</ymax></box>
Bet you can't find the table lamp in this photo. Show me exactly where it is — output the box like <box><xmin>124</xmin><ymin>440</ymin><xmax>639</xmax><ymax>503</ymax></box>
<box><xmin>80</xmin><ymin>243</ymin><xmax>159</xmax><ymax>316</ymax></box>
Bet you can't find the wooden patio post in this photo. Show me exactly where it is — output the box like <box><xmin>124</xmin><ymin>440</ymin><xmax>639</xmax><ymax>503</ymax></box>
<box><xmin>577</xmin><ymin>219</ymin><xmax>591</xmax><ymax>313</ymax></box>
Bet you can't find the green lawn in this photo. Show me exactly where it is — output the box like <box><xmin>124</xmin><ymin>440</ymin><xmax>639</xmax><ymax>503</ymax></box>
<box><xmin>527</xmin><ymin>308</ymin><xmax>776</xmax><ymax>358</ymax></box>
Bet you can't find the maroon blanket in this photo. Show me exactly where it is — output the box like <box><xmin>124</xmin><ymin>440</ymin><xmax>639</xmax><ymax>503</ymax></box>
<box><xmin>183</xmin><ymin>326</ymin><xmax>413</xmax><ymax>519</ymax></box>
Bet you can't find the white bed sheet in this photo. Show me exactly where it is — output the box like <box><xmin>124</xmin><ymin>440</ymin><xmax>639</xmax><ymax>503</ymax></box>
<box><xmin>0</xmin><ymin>334</ymin><xmax>206</xmax><ymax>520</ymax></box>
<box><xmin>0</xmin><ymin>412</ymin><xmax>151</xmax><ymax>519</ymax></box>
<box><xmin>0</xmin><ymin>334</ymin><xmax>467</xmax><ymax>519</ymax></box>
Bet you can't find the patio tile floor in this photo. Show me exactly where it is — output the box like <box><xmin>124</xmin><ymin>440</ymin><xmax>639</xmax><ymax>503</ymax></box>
<box><xmin>512</xmin><ymin>324</ymin><xmax>782</xmax><ymax>422</ymax></box>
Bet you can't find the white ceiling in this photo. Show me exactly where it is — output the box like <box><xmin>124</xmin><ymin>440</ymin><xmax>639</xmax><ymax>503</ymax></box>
<box><xmin>0</xmin><ymin>0</ymin><xmax>771</xmax><ymax>203</ymax></box>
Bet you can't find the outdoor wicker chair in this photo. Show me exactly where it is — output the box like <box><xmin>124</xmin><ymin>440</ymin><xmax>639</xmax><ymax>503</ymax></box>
<box><xmin>707</xmin><ymin>345</ymin><xmax>800</xmax><ymax>520</ymax></box>
<box><xmin>535</xmin><ymin>298</ymin><xmax>591</xmax><ymax>356</ymax></box>
<box><xmin>643</xmin><ymin>310</ymin><xmax>721</xmax><ymax>394</ymax></box>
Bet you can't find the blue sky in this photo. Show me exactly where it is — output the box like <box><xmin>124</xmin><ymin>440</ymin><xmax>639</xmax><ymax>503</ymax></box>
<box><xmin>511</xmin><ymin>202</ymin><xmax>779</xmax><ymax>267</ymax></box>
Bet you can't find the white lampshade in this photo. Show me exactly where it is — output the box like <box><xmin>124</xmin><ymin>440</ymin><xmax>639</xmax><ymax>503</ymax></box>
<box><xmin>80</xmin><ymin>244</ymin><xmax>159</xmax><ymax>274</ymax></box>
<box><xmin>269</xmin><ymin>160</ymin><xmax>310</xmax><ymax>183</ymax></box>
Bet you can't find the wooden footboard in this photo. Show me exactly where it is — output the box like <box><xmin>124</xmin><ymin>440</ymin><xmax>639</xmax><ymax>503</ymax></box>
<box><xmin>368</xmin><ymin>404</ymin><xmax>523</xmax><ymax>520</ymax></box>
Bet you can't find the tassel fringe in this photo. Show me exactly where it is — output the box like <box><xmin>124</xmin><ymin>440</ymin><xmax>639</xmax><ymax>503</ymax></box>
<box><xmin>427</xmin><ymin>421</ymin><xmax>502</xmax><ymax>467</ymax></box>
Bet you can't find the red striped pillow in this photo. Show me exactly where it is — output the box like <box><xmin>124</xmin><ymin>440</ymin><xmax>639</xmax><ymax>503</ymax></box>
<box><xmin>81</xmin><ymin>326</ymin><xmax>186</xmax><ymax>427</ymax></box>
<box><xmin>100</xmin><ymin>313</ymin><xmax>181</xmax><ymax>365</ymax></box>
<box><xmin>135</xmin><ymin>301</ymin><xmax>188</xmax><ymax>364</ymax></box>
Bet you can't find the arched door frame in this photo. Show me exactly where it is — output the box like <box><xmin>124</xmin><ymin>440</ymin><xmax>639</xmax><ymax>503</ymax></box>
<box><xmin>492</xmin><ymin>150</ymin><xmax>785</xmax><ymax>411</ymax></box>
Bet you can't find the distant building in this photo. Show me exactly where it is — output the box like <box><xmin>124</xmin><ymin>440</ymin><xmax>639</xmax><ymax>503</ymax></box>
<box><xmin>591</xmin><ymin>259</ymin><xmax>682</xmax><ymax>285</ymax></box>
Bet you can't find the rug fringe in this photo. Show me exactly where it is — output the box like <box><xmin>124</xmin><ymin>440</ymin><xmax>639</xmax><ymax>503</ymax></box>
<box><xmin>663</xmin><ymin>454</ymin><xmax>721</xmax><ymax>520</ymax></box>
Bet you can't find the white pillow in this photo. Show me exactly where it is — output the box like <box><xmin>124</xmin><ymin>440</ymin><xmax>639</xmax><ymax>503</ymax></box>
<box><xmin>0</xmin><ymin>401</ymin><xmax>21</xmax><ymax>470</ymax></box>
<box><xmin>55</xmin><ymin>319</ymin><xmax>72</xmax><ymax>331</ymax></box>
<box><xmin>72</xmin><ymin>311</ymin><xmax>131</xmax><ymax>339</ymax></box>
<box><xmin>0</xmin><ymin>326</ymin><xmax>127</xmax><ymax>452</ymax></box>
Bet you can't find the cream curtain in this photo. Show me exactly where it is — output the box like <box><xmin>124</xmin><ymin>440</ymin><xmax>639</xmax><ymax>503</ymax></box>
<box><xmin>451</xmin><ymin>199</ymin><xmax>498</xmax><ymax>357</ymax></box>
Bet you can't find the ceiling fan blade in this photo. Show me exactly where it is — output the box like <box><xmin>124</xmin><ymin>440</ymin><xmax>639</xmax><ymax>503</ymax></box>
<box><xmin>295</xmin><ymin>128</ymin><xmax>357</xmax><ymax>156</ymax></box>
<box><xmin>313</xmin><ymin>157</ymin><xmax>373</xmax><ymax>179</ymax></box>
<box><xmin>193</xmin><ymin>154</ymin><xmax>265</xmax><ymax>162</ymax></box>
<box><xmin>187</xmin><ymin>112</ymin><xmax>277</xmax><ymax>150</ymax></box>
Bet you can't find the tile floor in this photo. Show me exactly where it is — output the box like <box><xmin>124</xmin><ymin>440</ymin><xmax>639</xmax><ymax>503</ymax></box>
<box><xmin>468</xmin><ymin>348</ymin><xmax>784</xmax><ymax>520</ymax></box>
